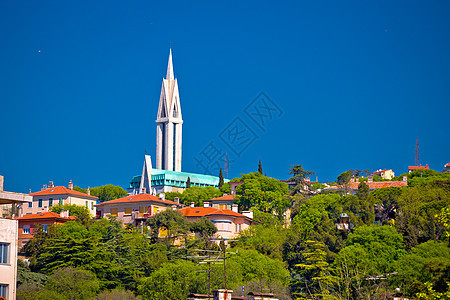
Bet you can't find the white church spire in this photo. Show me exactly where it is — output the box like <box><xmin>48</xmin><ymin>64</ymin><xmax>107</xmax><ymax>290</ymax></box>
<box><xmin>166</xmin><ymin>48</ymin><xmax>174</xmax><ymax>80</ymax></box>
<box><xmin>155</xmin><ymin>49</ymin><xmax>183</xmax><ymax>172</ymax></box>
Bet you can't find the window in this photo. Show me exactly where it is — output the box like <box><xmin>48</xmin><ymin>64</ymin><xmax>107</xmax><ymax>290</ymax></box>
<box><xmin>0</xmin><ymin>284</ymin><xmax>8</xmax><ymax>299</ymax></box>
<box><xmin>85</xmin><ymin>201</ymin><xmax>88</xmax><ymax>208</ymax></box>
<box><xmin>42</xmin><ymin>225</ymin><xmax>48</xmax><ymax>233</ymax></box>
<box><xmin>23</xmin><ymin>225</ymin><xmax>30</xmax><ymax>234</ymax></box>
<box><xmin>139</xmin><ymin>206</ymin><xmax>149</xmax><ymax>217</ymax></box>
<box><xmin>91</xmin><ymin>202</ymin><xmax>94</xmax><ymax>210</ymax></box>
<box><xmin>28</xmin><ymin>201</ymin><xmax>32</xmax><ymax>208</ymax></box>
<box><xmin>111</xmin><ymin>208</ymin><xmax>118</xmax><ymax>217</ymax></box>
<box><xmin>38</xmin><ymin>199</ymin><xmax>43</xmax><ymax>208</ymax></box>
<box><xmin>59</xmin><ymin>198</ymin><xmax>64</xmax><ymax>206</ymax></box>
<box><xmin>49</xmin><ymin>198</ymin><xmax>53</xmax><ymax>207</ymax></box>
<box><xmin>153</xmin><ymin>206</ymin><xmax>158</xmax><ymax>214</ymax></box>
<box><xmin>124</xmin><ymin>207</ymin><xmax>132</xmax><ymax>215</ymax></box>
<box><xmin>0</xmin><ymin>243</ymin><xmax>9</xmax><ymax>264</ymax></box>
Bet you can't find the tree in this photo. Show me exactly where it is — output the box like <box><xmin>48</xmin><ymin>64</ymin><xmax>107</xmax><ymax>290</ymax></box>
<box><xmin>337</xmin><ymin>170</ymin><xmax>351</xmax><ymax>185</ymax></box>
<box><xmin>218</xmin><ymin>169</ymin><xmax>224</xmax><ymax>188</ymax></box>
<box><xmin>288</xmin><ymin>165</ymin><xmax>315</xmax><ymax>195</ymax></box>
<box><xmin>356</xmin><ymin>181</ymin><xmax>369</xmax><ymax>200</ymax></box>
<box><xmin>50</xmin><ymin>204</ymin><xmax>91</xmax><ymax>225</ymax></box>
<box><xmin>147</xmin><ymin>209</ymin><xmax>190</xmax><ymax>244</ymax></box>
<box><xmin>179</xmin><ymin>186</ymin><xmax>222</xmax><ymax>207</ymax></box>
<box><xmin>94</xmin><ymin>289</ymin><xmax>142</xmax><ymax>300</ymax></box>
<box><xmin>234</xmin><ymin>172</ymin><xmax>289</xmax><ymax>217</ymax></box>
<box><xmin>258</xmin><ymin>159</ymin><xmax>263</xmax><ymax>174</ymax></box>
<box><xmin>44</xmin><ymin>267</ymin><xmax>100</xmax><ymax>300</ymax></box>
<box><xmin>186</xmin><ymin>177</ymin><xmax>191</xmax><ymax>188</ymax></box>
<box><xmin>189</xmin><ymin>217</ymin><xmax>217</xmax><ymax>247</ymax></box>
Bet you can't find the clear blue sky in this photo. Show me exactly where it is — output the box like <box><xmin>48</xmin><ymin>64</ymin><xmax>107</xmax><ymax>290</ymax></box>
<box><xmin>1</xmin><ymin>0</ymin><xmax>449</xmax><ymax>193</ymax></box>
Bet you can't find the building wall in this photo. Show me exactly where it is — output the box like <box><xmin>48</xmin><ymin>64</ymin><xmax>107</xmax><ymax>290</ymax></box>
<box><xmin>381</xmin><ymin>170</ymin><xmax>395</xmax><ymax>180</ymax></box>
<box><xmin>186</xmin><ymin>215</ymin><xmax>251</xmax><ymax>241</ymax></box>
<box><xmin>99</xmin><ymin>202</ymin><xmax>173</xmax><ymax>225</ymax></box>
<box><xmin>21</xmin><ymin>195</ymin><xmax>96</xmax><ymax>217</ymax></box>
<box><xmin>0</xmin><ymin>218</ymin><xmax>18</xmax><ymax>300</ymax></box>
<box><xmin>18</xmin><ymin>219</ymin><xmax>66</xmax><ymax>249</ymax></box>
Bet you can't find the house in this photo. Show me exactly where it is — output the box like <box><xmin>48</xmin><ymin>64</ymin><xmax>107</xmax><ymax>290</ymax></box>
<box><xmin>17</xmin><ymin>211</ymin><xmax>74</xmax><ymax>249</ymax></box>
<box><xmin>21</xmin><ymin>181</ymin><xmax>98</xmax><ymax>217</ymax></box>
<box><xmin>372</xmin><ymin>169</ymin><xmax>395</xmax><ymax>180</ymax></box>
<box><xmin>208</xmin><ymin>194</ymin><xmax>236</xmax><ymax>210</ymax></box>
<box><xmin>408</xmin><ymin>164</ymin><xmax>429</xmax><ymax>173</ymax></box>
<box><xmin>247</xmin><ymin>292</ymin><xmax>280</xmax><ymax>300</ymax></box>
<box><xmin>95</xmin><ymin>193</ymin><xmax>183</xmax><ymax>226</ymax></box>
<box><xmin>180</xmin><ymin>204</ymin><xmax>253</xmax><ymax>242</ymax></box>
<box><xmin>324</xmin><ymin>176</ymin><xmax>408</xmax><ymax>192</ymax></box>
<box><xmin>443</xmin><ymin>163</ymin><xmax>450</xmax><ymax>173</ymax></box>
<box><xmin>0</xmin><ymin>175</ymin><xmax>32</xmax><ymax>300</ymax></box>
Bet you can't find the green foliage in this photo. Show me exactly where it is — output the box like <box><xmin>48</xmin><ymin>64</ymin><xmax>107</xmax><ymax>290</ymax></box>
<box><xmin>17</xmin><ymin>259</ymin><xmax>47</xmax><ymax>288</ymax></box>
<box><xmin>94</xmin><ymin>289</ymin><xmax>142</xmax><ymax>300</ymax></box>
<box><xmin>219</xmin><ymin>168</ymin><xmax>224</xmax><ymax>188</ymax></box>
<box><xmin>45</xmin><ymin>267</ymin><xmax>101</xmax><ymax>300</ymax></box>
<box><xmin>288</xmin><ymin>164</ymin><xmax>315</xmax><ymax>195</ymax></box>
<box><xmin>161</xmin><ymin>191</ymin><xmax>183</xmax><ymax>201</ymax></box>
<box><xmin>179</xmin><ymin>186</ymin><xmax>222</xmax><ymax>207</ymax></box>
<box><xmin>219</xmin><ymin>182</ymin><xmax>231</xmax><ymax>194</ymax></box>
<box><xmin>186</xmin><ymin>177</ymin><xmax>191</xmax><ymax>188</ymax></box>
<box><xmin>356</xmin><ymin>181</ymin><xmax>369</xmax><ymax>200</ymax></box>
<box><xmin>91</xmin><ymin>184</ymin><xmax>128</xmax><ymax>202</ymax></box>
<box><xmin>258</xmin><ymin>159</ymin><xmax>263</xmax><ymax>174</ymax></box>
<box><xmin>189</xmin><ymin>217</ymin><xmax>217</xmax><ymax>247</ymax></box>
<box><xmin>337</xmin><ymin>170</ymin><xmax>351</xmax><ymax>185</ymax></box>
<box><xmin>138</xmin><ymin>260</ymin><xmax>205</xmax><ymax>300</ymax></box>
<box><xmin>235</xmin><ymin>172</ymin><xmax>289</xmax><ymax>217</ymax></box>
<box><xmin>147</xmin><ymin>209</ymin><xmax>190</xmax><ymax>244</ymax></box>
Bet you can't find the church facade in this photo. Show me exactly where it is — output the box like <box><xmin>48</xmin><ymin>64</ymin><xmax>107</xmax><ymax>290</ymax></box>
<box><xmin>128</xmin><ymin>50</ymin><xmax>226</xmax><ymax>195</ymax></box>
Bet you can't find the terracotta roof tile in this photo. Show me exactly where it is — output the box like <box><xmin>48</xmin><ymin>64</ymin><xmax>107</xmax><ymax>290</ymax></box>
<box><xmin>408</xmin><ymin>164</ymin><xmax>429</xmax><ymax>170</ymax></box>
<box><xmin>180</xmin><ymin>206</ymin><xmax>248</xmax><ymax>218</ymax></box>
<box><xmin>210</xmin><ymin>194</ymin><xmax>235</xmax><ymax>201</ymax></box>
<box><xmin>30</xmin><ymin>186</ymin><xmax>98</xmax><ymax>199</ymax></box>
<box><xmin>96</xmin><ymin>193</ymin><xmax>182</xmax><ymax>207</ymax></box>
<box><xmin>17</xmin><ymin>211</ymin><xmax>74</xmax><ymax>221</ymax></box>
<box><xmin>325</xmin><ymin>180</ymin><xmax>407</xmax><ymax>190</ymax></box>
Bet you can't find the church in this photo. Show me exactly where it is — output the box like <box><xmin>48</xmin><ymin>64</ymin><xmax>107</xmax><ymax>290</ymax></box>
<box><xmin>128</xmin><ymin>50</ymin><xmax>226</xmax><ymax>195</ymax></box>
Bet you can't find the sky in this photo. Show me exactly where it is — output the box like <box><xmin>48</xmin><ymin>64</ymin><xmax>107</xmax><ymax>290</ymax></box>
<box><xmin>0</xmin><ymin>0</ymin><xmax>449</xmax><ymax>193</ymax></box>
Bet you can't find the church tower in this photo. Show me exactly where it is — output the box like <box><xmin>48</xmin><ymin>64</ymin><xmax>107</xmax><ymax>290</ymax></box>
<box><xmin>155</xmin><ymin>49</ymin><xmax>183</xmax><ymax>171</ymax></box>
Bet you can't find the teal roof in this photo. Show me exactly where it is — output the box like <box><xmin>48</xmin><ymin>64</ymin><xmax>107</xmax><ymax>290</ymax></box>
<box><xmin>129</xmin><ymin>169</ymin><xmax>229</xmax><ymax>189</ymax></box>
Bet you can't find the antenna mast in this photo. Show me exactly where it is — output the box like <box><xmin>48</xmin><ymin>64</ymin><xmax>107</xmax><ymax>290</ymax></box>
<box><xmin>415</xmin><ymin>137</ymin><xmax>420</xmax><ymax>166</ymax></box>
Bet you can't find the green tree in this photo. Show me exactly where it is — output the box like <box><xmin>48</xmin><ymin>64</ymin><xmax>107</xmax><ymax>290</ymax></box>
<box><xmin>288</xmin><ymin>165</ymin><xmax>315</xmax><ymax>195</ymax></box>
<box><xmin>50</xmin><ymin>203</ymin><xmax>91</xmax><ymax>225</ymax></box>
<box><xmin>258</xmin><ymin>159</ymin><xmax>263</xmax><ymax>174</ymax></box>
<box><xmin>138</xmin><ymin>260</ymin><xmax>206</xmax><ymax>300</ymax></box>
<box><xmin>218</xmin><ymin>168</ymin><xmax>224</xmax><ymax>188</ymax></box>
<box><xmin>180</xmin><ymin>186</ymin><xmax>222</xmax><ymax>207</ymax></box>
<box><xmin>337</xmin><ymin>170</ymin><xmax>351</xmax><ymax>185</ymax></box>
<box><xmin>87</xmin><ymin>184</ymin><xmax>128</xmax><ymax>202</ymax></box>
<box><xmin>356</xmin><ymin>181</ymin><xmax>369</xmax><ymax>201</ymax></box>
<box><xmin>44</xmin><ymin>267</ymin><xmax>100</xmax><ymax>300</ymax></box>
<box><xmin>186</xmin><ymin>177</ymin><xmax>191</xmax><ymax>188</ymax></box>
<box><xmin>189</xmin><ymin>217</ymin><xmax>217</xmax><ymax>247</ymax></box>
<box><xmin>94</xmin><ymin>289</ymin><xmax>142</xmax><ymax>300</ymax></box>
<box><xmin>147</xmin><ymin>209</ymin><xmax>190</xmax><ymax>244</ymax></box>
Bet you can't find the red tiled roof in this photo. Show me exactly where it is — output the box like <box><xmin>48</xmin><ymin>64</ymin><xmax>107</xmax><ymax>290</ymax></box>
<box><xmin>325</xmin><ymin>180</ymin><xmax>407</xmax><ymax>190</ymax></box>
<box><xmin>96</xmin><ymin>193</ymin><xmax>182</xmax><ymax>207</ymax></box>
<box><xmin>30</xmin><ymin>186</ymin><xmax>98</xmax><ymax>199</ymax></box>
<box><xmin>408</xmin><ymin>164</ymin><xmax>429</xmax><ymax>170</ymax></box>
<box><xmin>445</xmin><ymin>163</ymin><xmax>450</xmax><ymax>167</ymax></box>
<box><xmin>17</xmin><ymin>211</ymin><xmax>75</xmax><ymax>221</ymax></box>
<box><xmin>210</xmin><ymin>194</ymin><xmax>235</xmax><ymax>201</ymax></box>
<box><xmin>180</xmin><ymin>206</ymin><xmax>248</xmax><ymax>219</ymax></box>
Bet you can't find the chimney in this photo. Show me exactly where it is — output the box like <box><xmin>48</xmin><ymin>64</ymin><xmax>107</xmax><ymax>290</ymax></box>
<box><xmin>160</xmin><ymin>193</ymin><xmax>165</xmax><ymax>201</ymax></box>
<box><xmin>0</xmin><ymin>175</ymin><xmax>3</xmax><ymax>191</ymax></box>
<box><xmin>223</xmin><ymin>193</ymin><xmax>228</xmax><ymax>196</ymax></box>
<box><xmin>60</xmin><ymin>210</ymin><xmax>69</xmax><ymax>218</ymax></box>
<box><xmin>232</xmin><ymin>204</ymin><xmax>238</xmax><ymax>213</ymax></box>
<box><xmin>48</xmin><ymin>181</ymin><xmax>54</xmax><ymax>188</ymax></box>
<box><xmin>68</xmin><ymin>180</ymin><xmax>73</xmax><ymax>190</ymax></box>
<box><xmin>403</xmin><ymin>175</ymin><xmax>408</xmax><ymax>182</ymax></box>
<box><xmin>87</xmin><ymin>187</ymin><xmax>90</xmax><ymax>195</ymax></box>
<box><xmin>190</xmin><ymin>202</ymin><xmax>195</xmax><ymax>208</ymax></box>
<box><xmin>355</xmin><ymin>176</ymin><xmax>359</xmax><ymax>183</ymax></box>
<box><xmin>213</xmin><ymin>289</ymin><xmax>233</xmax><ymax>300</ymax></box>
<box><xmin>174</xmin><ymin>197</ymin><xmax>179</xmax><ymax>204</ymax></box>
<box><xmin>368</xmin><ymin>176</ymin><xmax>373</xmax><ymax>183</ymax></box>
<box><xmin>242</xmin><ymin>210</ymin><xmax>253</xmax><ymax>219</ymax></box>
<box><xmin>204</xmin><ymin>201</ymin><xmax>210</xmax><ymax>208</ymax></box>
<box><xmin>41</xmin><ymin>184</ymin><xmax>48</xmax><ymax>191</ymax></box>
<box><xmin>350</xmin><ymin>177</ymin><xmax>355</xmax><ymax>183</ymax></box>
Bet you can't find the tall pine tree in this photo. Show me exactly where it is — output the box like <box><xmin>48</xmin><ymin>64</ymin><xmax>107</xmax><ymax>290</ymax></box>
<box><xmin>258</xmin><ymin>159</ymin><xmax>263</xmax><ymax>174</ymax></box>
<box><xmin>186</xmin><ymin>177</ymin><xmax>191</xmax><ymax>188</ymax></box>
<box><xmin>218</xmin><ymin>169</ymin><xmax>224</xmax><ymax>188</ymax></box>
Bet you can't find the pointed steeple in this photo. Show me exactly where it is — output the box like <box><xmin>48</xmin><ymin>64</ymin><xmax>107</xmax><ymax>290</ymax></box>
<box><xmin>166</xmin><ymin>49</ymin><xmax>174</xmax><ymax>80</ymax></box>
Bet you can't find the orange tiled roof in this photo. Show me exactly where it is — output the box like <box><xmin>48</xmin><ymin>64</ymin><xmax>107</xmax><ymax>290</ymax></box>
<box><xmin>30</xmin><ymin>186</ymin><xmax>98</xmax><ymax>199</ymax></box>
<box><xmin>96</xmin><ymin>193</ymin><xmax>182</xmax><ymax>207</ymax></box>
<box><xmin>180</xmin><ymin>206</ymin><xmax>248</xmax><ymax>218</ymax></box>
<box><xmin>408</xmin><ymin>164</ymin><xmax>429</xmax><ymax>170</ymax></box>
<box><xmin>445</xmin><ymin>163</ymin><xmax>450</xmax><ymax>167</ymax></box>
<box><xmin>325</xmin><ymin>180</ymin><xmax>407</xmax><ymax>190</ymax></box>
<box><xmin>17</xmin><ymin>211</ymin><xmax>75</xmax><ymax>221</ymax></box>
<box><xmin>210</xmin><ymin>194</ymin><xmax>235</xmax><ymax>201</ymax></box>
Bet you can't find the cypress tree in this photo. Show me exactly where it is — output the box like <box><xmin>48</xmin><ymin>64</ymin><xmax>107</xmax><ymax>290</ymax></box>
<box><xmin>186</xmin><ymin>177</ymin><xmax>191</xmax><ymax>188</ymax></box>
<box><xmin>218</xmin><ymin>169</ymin><xmax>224</xmax><ymax>188</ymax></box>
<box><xmin>258</xmin><ymin>159</ymin><xmax>263</xmax><ymax>174</ymax></box>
